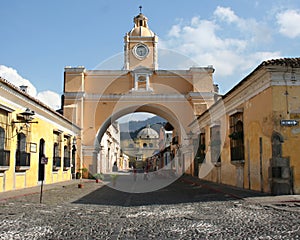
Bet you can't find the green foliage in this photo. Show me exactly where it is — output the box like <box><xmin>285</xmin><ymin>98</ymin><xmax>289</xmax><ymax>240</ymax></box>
<box><xmin>93</xmin><ymin>173</ymin><xmax>104</xmax><ymax>180</ymax></box>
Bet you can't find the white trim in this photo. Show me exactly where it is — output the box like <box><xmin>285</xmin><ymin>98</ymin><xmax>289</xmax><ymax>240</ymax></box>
<box><xmin>80</xmin><ymin>93</ymin><xmax>188</xmax><ymax>101</ymax></box>
<box><xmin>0</xmin><ymin>85</ymin><xmax>80</xmax><ymax>132</ymax></box>
<box><xmin>227</xmin><ymin>108</ymin><xmax>244</xmax><ymax>116</ymax></box>
<box><xmin>0</xmin><ymin>104</ymin><xmax>14</xmax><ymax>112</ymax></box>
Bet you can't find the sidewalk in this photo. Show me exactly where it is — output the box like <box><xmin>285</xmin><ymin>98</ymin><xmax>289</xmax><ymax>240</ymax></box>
<box><xmin>0</xmin><ymin>179</ymin><xmax>86</xmax><ymax>202</ymax></box>
<box><xmin>181</xmin><ymin>175</ymin><xmax>300</xmax><ymax>204</ymax></box>
<box><xmin>1</xmin><ymin>175</ymin><xmax>299</xmax><ymax>205</ymax></box>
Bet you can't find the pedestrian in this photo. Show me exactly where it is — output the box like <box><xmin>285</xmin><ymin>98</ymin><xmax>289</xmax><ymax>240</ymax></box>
<box><xmin>133</xmin><ymin>167</ymin><xmax>137</xmax><ymax>181</ymax></box>
<box><xmin>144</xmin><ymin>166</ymin><xmax>148</xmax><ymax>181</ymax></box>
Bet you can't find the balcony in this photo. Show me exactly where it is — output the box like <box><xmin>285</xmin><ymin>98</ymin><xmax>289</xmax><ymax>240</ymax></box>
<box><xmin>63</xmin><ymin>157</ymin><xmax>71</xmax><ymax>170</ymax></box>
<box><xmin>53</xmin><ymin>156</ymin><xmax>61</xmax><ymax>171</ymax></box>
<box><xmin>15</xmin><ymin>150</ymin><xmax>30</xmax><ymax>171</ymax></box>
<box><xmin>0</xmin><ymin>149</ymin><xmax>10</xmax><ymax>171</ymax></box>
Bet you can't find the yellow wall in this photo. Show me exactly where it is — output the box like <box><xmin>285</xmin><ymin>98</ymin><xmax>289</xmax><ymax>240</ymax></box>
<box><xmin>198</xmin><ymin>67</ymin><xmax>300</xmax><ymax>194</ymax></box>
<box><xmin>0</xmin><ymin>101</ymin><xmax>77</xmax><ymax>192</ymax></box>
<box><xmin>243</xmin><ymin>88</ymin><xmax>273</xmax><ymax>192</ymax></box>
<box><xmin>272</xmin><ymin>85</ymin><xmax>300</xmax><ymax>193</ymax></box>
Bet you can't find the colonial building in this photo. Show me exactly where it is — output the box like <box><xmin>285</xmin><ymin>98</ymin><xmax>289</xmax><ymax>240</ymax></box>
<box><xmin>120</xmin><ymin>124</ymin><xmax>160</xmax><ymax>167</ymax></box>
<box><xmin>0</xmin><ymin>77</ymin><xmax>79</xmax><ymax>192</ymax></box>
<box><xmin>98</xmin><ymin>121</ymin><xmax>121</xmax><ymax>174</ymax></box>
<box><xmin>191</xmin><ymin>58</ymin><xmax>300</xmax><ymax>195</ymax></box>
<box><xmin>62</xmin><ymin>11</ymin><xmax>217</xmax><ymax>177</ymax></box>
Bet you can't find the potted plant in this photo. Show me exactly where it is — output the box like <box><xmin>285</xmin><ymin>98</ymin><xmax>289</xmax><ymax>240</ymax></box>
<box><xmin>93</xmin><ymin>173</ymin><xmax>103</xmax><ymax>183</ymax></box>
<box><xmin>77</xmin><ymin>167</ymin><xmax>88</xmax><ymax>188</ymax></box>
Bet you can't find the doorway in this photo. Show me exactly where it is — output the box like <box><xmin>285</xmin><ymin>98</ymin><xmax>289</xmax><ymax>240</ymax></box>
<box><xmin>38</xmin><ymin>139</ymin><xmax>45</xmax><ymax>182</ymax></box>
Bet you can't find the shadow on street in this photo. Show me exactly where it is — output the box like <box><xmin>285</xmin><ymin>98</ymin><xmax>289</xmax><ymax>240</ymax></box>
<box><xmin>72</xmin><ymin>176</ymin><xmax>266</xmax><ymax>207</ymax></box>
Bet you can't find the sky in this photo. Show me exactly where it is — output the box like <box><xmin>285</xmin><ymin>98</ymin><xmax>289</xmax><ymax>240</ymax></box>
<box><xmin>0</xmin><ymin>0</ymin><xmax>300</xmax><ymax>112</ymax></box>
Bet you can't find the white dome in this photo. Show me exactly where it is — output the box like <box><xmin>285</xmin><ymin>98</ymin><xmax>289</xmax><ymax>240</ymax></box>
<box><xmin>137</xmin><ymin>125</ymin><xmax>159</xmax><ymax>139</ymax></box>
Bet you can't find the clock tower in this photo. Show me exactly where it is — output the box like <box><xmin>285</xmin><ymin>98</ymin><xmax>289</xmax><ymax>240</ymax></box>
<box><xmin>124</xmin><ymin>11</ymin><xmax>158</xmax><ymax>70</ymax></box>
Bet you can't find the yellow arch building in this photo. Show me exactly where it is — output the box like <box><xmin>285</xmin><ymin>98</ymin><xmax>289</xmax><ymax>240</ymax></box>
<box><xmin>62</xmin><ymin>12</ymin><xmax>217</xmax><ymax>177</ymax></box>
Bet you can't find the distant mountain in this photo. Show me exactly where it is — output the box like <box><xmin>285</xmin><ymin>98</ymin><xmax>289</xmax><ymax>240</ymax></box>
<box><xmin>120</xmin><ymin>116</ymin><xmax>167</xmax><ymax>138</ymax></box>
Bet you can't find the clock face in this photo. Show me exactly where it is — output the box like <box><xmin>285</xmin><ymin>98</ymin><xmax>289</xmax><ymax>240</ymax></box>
<box><xmin>134</xmin><ymin>44</ymin><xmax>149</xmax><ymax>58</ymax></box>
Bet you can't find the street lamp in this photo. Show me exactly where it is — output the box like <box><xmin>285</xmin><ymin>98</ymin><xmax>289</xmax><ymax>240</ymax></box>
<box><xmin>12</xmin><ymin>108</ymin><xmax>38</xmax><ymax>124</ymax></box>
<box><xmin>20</xmin><ymin>108</ymin><xmax>38</xmax><ymax>123</ymax></box>
<box><xmin>72</xmin><ymin>137</ymin><xmax>77</xmax><ymax>151</ymax></box>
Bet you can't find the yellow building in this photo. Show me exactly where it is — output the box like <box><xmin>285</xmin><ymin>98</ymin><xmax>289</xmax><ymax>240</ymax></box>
<box><xmin>192</xmin><ymin>58</ymin><xmax>300</xmax><ymax>195</ymax></box>
<box><xmin>0</xmin><ymin>77</ymin><xmax>79</xmax><ymax>192</ymax></box>
<box><xmin>120</xmin><ymin>124</ymin><xmax>160</xmax><ymax>167</ymax></box>
<box><xmin>62</xmin><ymin>12</ymin><xmax>217</xmax><ymax>176</ymax></box>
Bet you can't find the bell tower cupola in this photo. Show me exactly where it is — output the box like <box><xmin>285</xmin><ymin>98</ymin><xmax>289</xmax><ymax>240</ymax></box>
<box><xmin>124</xmin><ymin>7</ymin><xmax>158</xmax><ymax>70</ymax></box>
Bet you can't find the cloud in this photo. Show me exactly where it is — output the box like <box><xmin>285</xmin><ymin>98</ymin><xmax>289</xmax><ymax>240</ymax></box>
<box><xmin>276</xmin><ymin>9</ymin><xmax>300</xmax><ymax>38</ymax></box>
<box><xmin>0</xmin><ymin>65</ymin><xmax>37</xmax><ymax>96</ymax></box>
<box><xmin>0</xmin><ymin>65</ymin><xmax>61</xmax><ymax>110</ymax></box>
<box><xmin>160</xmin><ymin>6</ymin><xmax>279</xmax><ymax>93</ymax></box>
<box><xmin>214</xmin><ymin>6</ymin><xmax>239</xmax><ymax>23</ymax></box>
<box><xmin>37</xmin><ymin>91</ymin><xmax>61</xmax><ymax>110</ymax></box>
<box><xmin>214</xmin><ymin>6</ymin><xmax>272</xmax><ymax>43</ymax></box>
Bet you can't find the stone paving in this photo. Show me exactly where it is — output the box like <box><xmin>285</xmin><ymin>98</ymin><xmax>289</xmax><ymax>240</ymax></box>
<box><xmin>0</xmin><ymin>176</ymin><xmax>299</xmax><ymax>239</ymax></box>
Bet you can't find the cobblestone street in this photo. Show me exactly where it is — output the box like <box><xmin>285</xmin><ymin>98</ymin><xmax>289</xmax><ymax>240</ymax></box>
<box><xmin>0</xmin><ymin>175</ymin><xmax>299</xmax><ymax>239</ymax></box>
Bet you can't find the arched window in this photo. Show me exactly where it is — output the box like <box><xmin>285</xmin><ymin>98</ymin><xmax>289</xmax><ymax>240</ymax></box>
<box><xmin>143</xmin><ymin>143</ymin><xmax>147</xmax><ymax>148</ymax></box>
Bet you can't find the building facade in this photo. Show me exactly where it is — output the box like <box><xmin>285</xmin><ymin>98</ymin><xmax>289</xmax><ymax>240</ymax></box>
<box><xmin>62</xmin><ymin>12</ymin><xmax>217</xmax><ymax>176</ymax></box>
<box><xmin>120</xmin><ymin>124</ymin><xmax>160</xmax><ymax>168</ymax></box>
<box><xmin>191</xmin><ymin>58</ymin><xmax>300</xmax><ymax>195</ymax></box>
<box><xmin>98</xmin><ymin>121</ymin><xmax>121</xmax><ymax>173</ymax></box>
<box><xmin>0</xmin><ymin>77</ymin><xmax>79</xmax><ymax>192</ymax></box>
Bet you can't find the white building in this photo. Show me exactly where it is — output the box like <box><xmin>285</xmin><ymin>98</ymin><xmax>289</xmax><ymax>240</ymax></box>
<box><xmin>98</xmin><ymin>122</ymin><xmax>121</xmax><ymax>174</ymax></box>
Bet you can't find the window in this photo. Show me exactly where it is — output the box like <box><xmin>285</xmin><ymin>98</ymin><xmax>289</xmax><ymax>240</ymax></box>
<box><xmin>53</xmin><ymin>143</ymin><xmax>60</xmax><ymax>170</ymax></box>
<box><xmin>0</xmin><ymin>127</ymin><xmax>4</xmax><ymax>150</ymax></box>
<box><xmin>138</xmin><ymin>76</ymin><xmax>147</xmax><ymax>89</ymax></box>
<box><xmin>15</xmin><ymin>133</ymin><xmax>30</xmax><ymax>170</ymax></box>
<box><xmin>143</xmin><ymin>143</ymin><xmax>147</xmax><ymax>148</ymax></box>
<box><xmin>229</xmin><ymin>112</ymin><xmax>244</xmax><ymax>161</ymax></box>
<box><xmin>53</xmin><ymin>132</ymin><xmax>61</xmax><ymax>171</ymax></box>
<box><xmin>0</xmin><ymin>109</ymin><xmax>9</xmax><ymax>148</ymax></box>
<box><xmin>210</xmin><ymin>125</ymin><xmax>221</xmax><ymax>164</ymax></box>
<box><xmin>131</xmin><ymin>70</ymin><xmax>153</xmax><ymax>92</ymax></box>
<box><xmin>195</xmin><ymin>132</ymin><xmax>206</xmax><ymax>163</ymax></box>
<box><xmin>0</xmin><ymin>127</ymin><xmax>10</xmax><ymax>168</ymax></box>
<box><xmin>64</xmin><ymin>145</ymin><xmax>71</xmax><ymax>169</ymax></box>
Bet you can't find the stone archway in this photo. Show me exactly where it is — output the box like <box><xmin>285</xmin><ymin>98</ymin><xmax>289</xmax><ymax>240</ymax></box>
<box><xmin>90</xmin><ymin>103</ymin><xmax>196</xmax><ymax>175</ymax></box>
